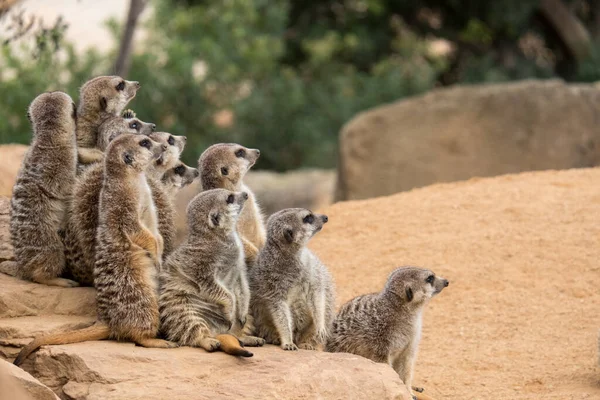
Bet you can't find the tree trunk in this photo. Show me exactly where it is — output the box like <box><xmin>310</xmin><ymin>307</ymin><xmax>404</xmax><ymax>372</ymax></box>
<box><xmin>539</xmin><ymin>0</ymin><xmax>591</xmax><ymax>62</ymax></box>
<box><xmin>114</xmin><ymin>0</ymin><xmax>147</xmax><ymax>78</ymax></box>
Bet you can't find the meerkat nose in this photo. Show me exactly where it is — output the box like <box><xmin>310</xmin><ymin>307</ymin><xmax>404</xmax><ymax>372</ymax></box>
<box><xmin>152</xmin><ymin>124</ymin><xmax>156</xmax><ymax>131</ymax></box>
<box><xmin>444</xmin><ymin>280</ymin><xmax>449</xmax><ymax>287</ymax></box>
<box><xmin>322</xmin><ymin>215</ymin><xmax>328</xmax><ymax>223</ymax></box>
<box><xmin>182</xmin><ymin>136</ymin><xmax>187</xmax><ymax>142</ymax></box>
<box><xmin>255</xmin><ymin>149</ymin><xmax>260</xmax><ymax>156</ymax></box>
<box><xmin>241</xmin><ymin>192</ymin><xmax>249</xmax><ymax>200</ymax></box>
<box><xmin>161</xmin><ymin>144</ymin><xmax>168</xmax><ymax>151</ymax></box>
<box><xmin>133</xmin><ymin>81</ymin><xmax>141</xmax><ymax>88</ymax></box>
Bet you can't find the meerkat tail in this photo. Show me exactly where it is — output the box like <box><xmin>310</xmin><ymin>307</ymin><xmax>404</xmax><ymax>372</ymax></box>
<box><xmin>13</xmin><ymin>322</ymin><xmax>110</xmax><ymax>366</ymax></box>
<box><xmin>215</xmin><ymin>334</ymin><xmax>253</xmax><ymax>357</ymax></box>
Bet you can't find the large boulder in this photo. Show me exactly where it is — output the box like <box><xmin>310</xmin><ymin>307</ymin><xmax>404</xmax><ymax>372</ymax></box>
<box><xmin>336</xmin><ymin>79</ymin><xmax>600</xmax><ymax>200</ymax></box>
<box><xmin>0</xmin><ymin>144</ymin><xmax>27</xmax><ymax>197</ymax></box>
<box><xmin>0</xmin><ymin>359</ymin><xmax>59</xmax><ymax>400</ymax></box>
<box><xmin>0</xmin><ymin>196</ymin><xmax>13</xmax><ymax>264</ymax></box>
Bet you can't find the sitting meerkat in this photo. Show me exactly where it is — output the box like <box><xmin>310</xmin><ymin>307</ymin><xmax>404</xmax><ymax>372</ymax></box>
<box><xmin>76</xmin><ymin>76</ymin><xmax>140</xmax><ymax>165</ymax></box>
<box><xmin>160</xmin><ymin>189</ymin><xmax>265</xmax><ymax>356</ymax></box>
<box><xmin>249</xmin><ymin>208</ymin><xmax>335</xmax><ymax>351</ymax></box>
<box><xmin>63</xmin><ymin>131</ymin><xmax>187</xmax><ymax>285</ymax></box>
<box><xmin>198</xmin><ymin>143</ymin><xmax>265</xmax><ymax>266</ymax></box>
<box><xmin>326</xmin><ymin>266</ymin><xmax>449</xmax><ymax>399</ymax></box>
<box><xmin>14</xmin><ymin>134</ymin><xmax>177</xmax><ymax>366</ymax></box>
<box><xmin>10</xmin><ymin>91</ymin><xmax>79</xmax><ymax>288</ymax></box>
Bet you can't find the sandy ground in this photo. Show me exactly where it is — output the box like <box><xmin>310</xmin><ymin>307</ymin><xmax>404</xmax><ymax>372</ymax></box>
<box><xmin>310</xmin><ymin>167</ymin><xmax>600</xmax><ymax>400</ymax></box>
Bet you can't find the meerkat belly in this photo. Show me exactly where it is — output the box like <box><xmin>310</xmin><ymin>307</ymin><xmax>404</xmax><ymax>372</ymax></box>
<box><xmin>138</xmin><ymin>175</ymin><xmax>161</xmax><ymax>239</ymax></box>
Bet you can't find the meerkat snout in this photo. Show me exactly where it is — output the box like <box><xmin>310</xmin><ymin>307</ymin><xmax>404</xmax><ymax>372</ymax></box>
<box><xmin>152</xmin><ymin>124</ymin><xmax>157</xmax><ymax>131</ymax></box>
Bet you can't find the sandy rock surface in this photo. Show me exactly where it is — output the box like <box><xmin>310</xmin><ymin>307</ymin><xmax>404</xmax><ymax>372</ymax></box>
<box><xmin>0</xmin><ymin>144</ymin><xmax>27</xmax><ymax>197</ymax></box>
<box><xmin>315</xmin><ymin>167</ymin><xmax>600</xmax><ymax>399</ymax></box>
<box><xmin>336</xmin><ymin>80</ymin><xmax>600</xmax><ymax>201</ymax></box>
<box><xmin>0</xmin><ymin>359</ymin><xmax>59</xmax><ymax>400</ymax></box>
<box><xmin>0</xmin><ymin>197</ymin><xmax>13</xmax><ymax>263</ymax></box>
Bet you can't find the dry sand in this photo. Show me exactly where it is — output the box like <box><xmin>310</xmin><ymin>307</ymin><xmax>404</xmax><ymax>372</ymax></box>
<box><xmin>310</xmin><ymin>167</ymin><xmax>600</xmax><ymax>399</ymax></box>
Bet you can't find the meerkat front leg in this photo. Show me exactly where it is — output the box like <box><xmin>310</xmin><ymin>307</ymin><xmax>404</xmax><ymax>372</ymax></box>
<box><xmin>312</xmin><ymin>286</ymin><xmax>328</xmax><ymax>345</ymax></box>
<box><xmin>77</xmin><ymin>147</ymin><xmax>104</xmax><ymax>165</ymax></box>
<box><xmin>229</xmin><ymin>275</ymin><xmax>265</xmax><ymax>347</ymax></box>
<box><xmin>391</xmin><ymin>344</ymin><xmax>418</xmax><ymax>398</ymax></box>
<box><xmin>241</xmin><ymin>237</ymin><xmax>259</xmax><ymax>266</ymax></box>
<box><xmin>268</xmin><ymin>300</ymin><xmax>297</xmax><ymax>350</ymax></box>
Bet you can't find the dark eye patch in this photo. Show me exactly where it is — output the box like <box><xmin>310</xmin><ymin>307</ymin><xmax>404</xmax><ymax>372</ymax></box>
<box><xmin>116</xmin><ymin>81</ymin><xmax>125</xmax><ymax>91</ymax></box>
<box><xmin>168</xmin><ymin>136</ymin><xmax>175</xmax><ymax>146</ymax></box>
<box><xmin>139</xmin><ymin>139</ymin><xmax>151</xmax><ymax>149</ymax></box>
<box><xmin>221</xmin><ymin>167</ymin><xmax>229</xmax><ymax>176</ymax></box>
<box><xmin>130</xmin><ymin>122</ymin><xmax>138</xmax><ymax>129</ymax></box>
<box><xmin>235</xmin><ymin>148</ymin><xmax>246</xmax><ymax>158</ymax></box>
<box><xmin>226</xmin><ymin>194</ymin><xmax>235</xmax><ymax>204</ymax></box>
<box><xmin>426</xmin><ymin>275</ymin><xmax>435</xmax><ymax>284</ymax></box>
<box><xmin>303</xmin><ymin>214</ymin><xmax>314</xmax><ymax>224</ymax></box>
<box><xmin>174</xmin><ymin>165</ymin><xmax>186</xmax><ymax>175</ymax></box>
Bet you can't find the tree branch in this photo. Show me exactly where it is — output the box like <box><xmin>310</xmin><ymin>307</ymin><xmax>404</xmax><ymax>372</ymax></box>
<box><xmin>538</xmin><ymin>0</ymin><xmax>591</xmax><ymax>62</ymax></box>
<box><xmin>114</xmin><ymin>0</ymin><xmax>147</xmax><ymax>78</ymax></box>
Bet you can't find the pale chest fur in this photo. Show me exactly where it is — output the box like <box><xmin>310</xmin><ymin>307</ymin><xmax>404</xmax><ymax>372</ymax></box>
<box><xmin>237</xmin><ymin>185</ymin><xmax>266</xmax><ymax>248</ymax></box>
<box><xmin>390</xmin><ymin>311</ymin><xmax>422</xmax><ymax>353</ymax></box>
<box><xmin>137</xmin><ymin>174</ymin><xmax>162</xmax><ymax>245</ymax></box>
<box><xmin>287</xmin><ymin>249</ymin><xmax>317</xmax><ymax>308</ymax></box>
<box><xmin>220</xmin><ymin>231</ymin><xmax>245</xmax><ymax>287</ymax></box>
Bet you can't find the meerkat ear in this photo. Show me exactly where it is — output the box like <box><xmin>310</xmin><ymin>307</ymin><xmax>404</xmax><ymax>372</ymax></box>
<box><xmin>209</xmin><ymin>211</ymin><xmax>220</xmax><ymax>228</ymax></box>
<box><xmin>405</xmin><ymin>286</ymin><xmax>414</xmax><ymax>302</ymax></box>
<box><xmin>123</xmin><ymin>151</ymin><xmax>134</xmax><ymax>165</ymax></box>
<box><xmin>100</xmin><ymin>97</ymin><xmax>107</xmax><ymax>111</ymax></box>
<box><xmin>284</xmin><ymin>228</ymin><xmax>294</xmax><ymax>243</ymax></box>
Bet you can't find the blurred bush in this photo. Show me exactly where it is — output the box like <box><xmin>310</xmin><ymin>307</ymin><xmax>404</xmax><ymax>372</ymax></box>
<box><xmin>2</xmin><ymin>0</ymin><xmax>600</xmax><ymax>170</ymax></box>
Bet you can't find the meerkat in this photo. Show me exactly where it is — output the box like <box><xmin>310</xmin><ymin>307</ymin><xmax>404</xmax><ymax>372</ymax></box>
<box><xmin>76</xmin><ymin>76</ymin><xmax>140</xmax><ymax>165</ymax></box>
<box><xmin>9</xmin><ymin>91</ymin><xmax>79</xmax><ymax>288</ymax></box>
<box><xmin>161</xmin><ymin>161</ymin><xmax>199</xmax><ymax>199</ymax></box>
<box><xmin>159</xmin><ymin>189</ymin><xmax>265</xmax><ymax>356</ymax></box>
<box><xmin>326</xmin><ymin>267</ymin><xmax>449</xmax><ymax>399</ymax></box>
<box><xmin>63</xmin><ymin>131</ymin><xmax>187</xmax><ymax>285</ymax></box>
<box><xmin>96</xmin><ymin>109</ymin><xmax>156</xmax><ymax>152</ymax></box>
<box><xmin>14</xmin><ymin>134</ymin><xmax>176</xmax><ymax>366</ymax></box>
<box><xmin>249</xmin><ymin>208</ymin><xmax>335</xmax><ymax>351</ymax></box>
<box><xmin>198</xmin><ymin>143</ymin><xmax>265</xmax><ymax>266</ymax></box>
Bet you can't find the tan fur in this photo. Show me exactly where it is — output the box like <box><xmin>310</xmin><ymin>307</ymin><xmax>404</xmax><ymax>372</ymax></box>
<box><xmin>10</xmin><ymin>91</ymin><xmax>79</xmax><ymax>288</ymax></box>
<box><xmin>159</xmin><ymin>189</ymin><xmax>265</xmax><ymax>357</ymax></box>
<box><xmin>198</xmin><ymin>143</ymin><xmax>265</xmax><ymax>266</ymax></box>
<box><xmin>326</xmin><ymin>267</ymin><xmax>449</xmax><ymax>397</ymax></box>
<box><xmin>13</xmin><ymin>135</ymin><xmax>177</xmax><ymax>366</ymax></box>
<box><xmin>76</xmin><ymin>76</ymin><xmax>140</xmax><ymax>165</ymax></box>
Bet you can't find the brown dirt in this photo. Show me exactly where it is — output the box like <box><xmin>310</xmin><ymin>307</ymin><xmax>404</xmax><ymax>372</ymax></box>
<box><xmin>311</xmin><ymin>167</ymin><xmax>600</xmax><ymax>400</ymax></box>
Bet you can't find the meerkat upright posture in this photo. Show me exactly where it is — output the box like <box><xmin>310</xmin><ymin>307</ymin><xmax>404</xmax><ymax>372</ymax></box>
<box><xmin>161</xmin><ymin>161</ymin><xmax>199</xmax><ymax>199</ymax></box>
<box><xmin>95</xmin><ymin>109</ymin><xmax>155</xmax><ymax>152</ymax></box>
<box><xmin>10</xmin><ymin>91</ymin><xmax>79</xmax><ymax>288</ymax></box>
<box><xmin>13</xmin><ymin>134</ymin><xmax>177</xmax><ymax>367</ymax></box>
<box><xmin>198</xmin><ymin>143</ymin><xmax>265</xmax><ymax>266</ymax></box>
<box><xmin>63</xmin><ymin>131</ymin><xmax>187</xmax><ymax>285</ymax></box>
<box><xmin>326</xmin><ymin>267</ymin><xmax>449</xmax><ymax>399</ymax></box>
<box><xmin>249</xmin><ymin>208</ymin><xmax>335</xmax><ymax>351</ymax></box>
<box><xmin>159</xmin><ymin>189</ymin><xmax>265</xmax><ymax>356</ymax></box>
<box><xmin>76</xmin><ymin>76</ymin><xmax>140</xmax><ymax>165</ymax></box>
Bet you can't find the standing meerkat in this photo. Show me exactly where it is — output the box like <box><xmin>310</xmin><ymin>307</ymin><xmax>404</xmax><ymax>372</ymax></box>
<box><xmin>63</xmin><ymin>131</ymin><xmax>187</xmax><ymax>285</ymax></box>
<box><xmin>159</xmin><ymin>189</ymin><xmax>265</xmax><ymax>356</ymax></box>
<box><xmin>198</xmin><ymin>143</ymin><xmax>265</xmax><ymax>266</ymax></box>
<box><xmin>76</xmin><ymin>76</ymin><xmax>140</xmax><ymax>165</ymax></box>
<box><xmin>249</xmin><ymin>208</ymin><xmax>335</xmax><ymax>351</ymax></box>
<box><xmin>10</xmin><ymin>91</ymin><xmax>79</xmax><ymax>288</ymax></box>
<box><xmin>14</xmin><ymin>134</ymin><xmax>176</xmax><ymax>366</ymax></box>
<box><xmin>326</xmin><ymin>266</ymin><xmax>449</xmax><ymax>399</ymax></box>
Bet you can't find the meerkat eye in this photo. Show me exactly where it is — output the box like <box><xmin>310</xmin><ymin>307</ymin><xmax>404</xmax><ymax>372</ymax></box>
<box><xmin>168</xmin><ymin>135</ymin><xmax>175</xmax><ymax>146</ymax></box>
<box><xmin>139</xmin><ymin>139</ymin><xmax>151</xmax><ymax>149</ymax></box>
<box><xmin>130</xmin><ymin>122</ymin><xmax>138</xmax><ymax>129</ymax></box>
<box><xmin>221</xmin><ymin>167</ymin><xmax>229</xmax><ymax>176</ymax></box>
<box><xmin>303</xmin><ymin>214</ymin><xmax>314</xmax><ymax>224</ymax></box>
<box><xmin>174</xmin><ymin>165</ymin><xmax>185</xmax><ymax>175</ymax></box>
<box><xmin>226</xmin><ymin>194</ymin><xmax>235</xmax><ymax>204</ymax></box>
<box><xmin>426</xmin><ymin>275</ymin><xmax>435</xmax><ymax>284</ymax></box>
<box><xmin>235</xmin><ymin>149</ymin><xmax>246</xmax><ymax>158</ymax></box>
<box><xmin>116</xmin><ymin>81</ymin><xmax>125</xmax><ymax>91</ymax></box>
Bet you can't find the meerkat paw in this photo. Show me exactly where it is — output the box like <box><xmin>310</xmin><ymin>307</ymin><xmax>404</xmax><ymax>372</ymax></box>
<box><xmin>136</xmin><ymin>338</ymin><xmax>179</xmax><ymax>348</ymax></box>
<box><xmin>34</xmin><ymin>277</ymin><xmax>80</xmax><ymax>288</ymax></box>
<box><xmin>298</xmin><ymin>342</ymin><xmax>317</xmax><ymax>351</ymax></box>
<box><xmin>198</xmin><ymin>337</ymin><xmax>221</xmax><ymax>352</ymax></box>
<box><xmin>412</xmin><ymin>387</ymin><xmax>424</xmax><ymax>393</ymax></box>
<box><xmin>238</xmin><ymin>335</ymin><xmax>265</xmax><ymax>347</ymax></box>
<box><xmin>281</xmin><ymin>342</ymin><xmax>298</xmax><ymax>351</ymax></box>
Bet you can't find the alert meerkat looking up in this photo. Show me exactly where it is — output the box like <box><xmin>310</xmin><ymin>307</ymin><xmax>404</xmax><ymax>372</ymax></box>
<box><xmin>76</xmin><ymin>76</ymin><xmax>140</xmax><ymax>165</ymax></box>
<box><xmin>160</xmin><ymin>189</ymin><xmax>265</xmax><ymax>356</ymax></box>
<box><xmin>96</xmin><ymin>109</ymin><xmax>156</xmax><ymax>151</ymax></box>
<box><xmin>63</xmin><ymin>131</ymin><xmax>187</xmax><ymax>285</ymax></box>
<box><xmin>13</xmin><ymin>134</ymin><xmax>176</xmax><ymax>367</ymax></box>
<box><xmin>161</xmin><ymin>161</ymin><xmax>199</xmax><ymax>199</ymax></box>
<box><xmin>198</xmin><ymin>143</ymin><xmax>265</xmax><ymax>266</ymax></box>
<box><xmin>10</xmin><ymin>91</ymin><xmax>79</xmax><ymax>288</ymax></box>
<box><xmin>326</xmin><ymin>266</ymin><xmax>449</xmax><ymax>399</ymax></box>
<box><xmin>249</xmin><ymin>208</ymin><xmax>335</xmax><ymax>351</ymax></box>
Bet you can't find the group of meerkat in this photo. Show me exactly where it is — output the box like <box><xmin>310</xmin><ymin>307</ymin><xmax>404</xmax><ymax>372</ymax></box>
<box><xmin>9</xmin><ymin>76</ymin><xmax>449</xmax><ymax>399</ymax></box>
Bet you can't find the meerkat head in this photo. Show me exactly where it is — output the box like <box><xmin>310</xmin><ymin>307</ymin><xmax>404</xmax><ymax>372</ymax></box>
<box><xmin>148</xmin><ymin>132</ymin><xmax>186</xmax><ymax>171</ymax></box>
<box><xmin>266</xmin><ymin>208</ymin><xmax>328</xmax><ymax>249</ymax></box>
<box><xmin>186</xmin><ymin>189</ymin><xmax>248</xmax><ymax>235</ymax></box>
<box><xmin>198</xmin><ymin>143</ymin><xmax>260</xmax><ymax>191</ymax></box>
<box><xmin>161</xmin><ymin>162</ymin><xmax>199</xmax><ymax>190</ymax></box>
<box><xmin>78</xmin><ymin>75</ymin><xmax>140</xmax><ymax>116</ymax></box>
<box><xmin>104</xmin><ymin>133</ymin><xmax>166</xmax><ymax>174</ymax></box>
<box><xmin>384</xmin><ymin>267</ymin><xmax>449</xmax><ymax>306</ymax></box>
<box><xmin>96</xmin><ymin>113</ymin><xmax>157</xmax><ymax>151</ymax></box>
<box><xmin>27</xmin><ymin>91</ymin><xmax>77</xmax><ymax>137</ymax></box>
